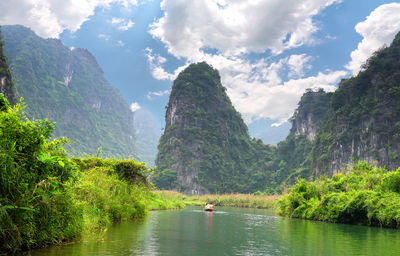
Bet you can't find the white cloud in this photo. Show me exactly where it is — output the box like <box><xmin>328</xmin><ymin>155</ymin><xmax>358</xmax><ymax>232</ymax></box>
<box><xmin>98</xmin><ymin>33</ymin><xmax>110</xmax><ymax>40</ymax></box>
<box><xmin>150</xmin><ymin>0</ymin><xmax>341</xmax><ymax>58</ymax></box>
<box><xmin>130</xmin><ymin>102</ymin><xmax>141</xmax><ymax>112</ymax></box>
<box><xmin>346</xmin><ymin>3</ymin><xmax>400</xmax><ymax>75</ymax></box>
<box><xmin>0</xmin><ymin>0</ymin><xmax>138</xmax><ymax>38</ymax></box>
<box><xmin>147</xmin><ymin>90</ymin><xmax>170</xmax><ymax>100</ymax></box>
<box><xmin>147</xmin><ymin>0</ymin><xmax>347</xmax><ymax>125</ymax></box>
<box><xmin>110</xmin><ymin>17</ymin><xmax>135</xmax><ymax>31</ymax></box>
<box><xmin>145</xmin><ymin>48</ymin><xmax>187</xmax><ymax>80</ymax></box>
<box><xmin>145</xmin><ymin>49</ymin><xmax>348</xmax><ymax>125</ymax></box>
<box><xmin>116</xmin><ymin>40</ymin><xmax>125</xmax><ymax>46</ymax></box>
<box><xmin>287</xmin><ymin>54</ymin><xmax>312</xmax><ymax>79</ymax></box>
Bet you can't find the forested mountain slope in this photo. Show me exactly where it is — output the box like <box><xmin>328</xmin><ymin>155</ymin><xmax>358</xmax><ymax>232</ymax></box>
<box><xmin>155</xmin><ymin>62</ymin><xmax>276</xmax><ymax>194</ymax></box>
<box><xmin>1</xmin><ymin>25</ymin><xmax>136</xmax><ymax>157</ymax></box>
<box><xmin>277</xmin><ymin>31</ymin><xmax>400</xmax><ymax>183</ymax></box>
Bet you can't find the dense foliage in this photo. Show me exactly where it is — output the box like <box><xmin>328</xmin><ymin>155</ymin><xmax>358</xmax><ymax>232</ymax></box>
<box><xmin>1</xmin><ymin>25</ymin><xmax>136</xmax><ymax>157</ymax></box>
<box><xmin>279</xmin><ymin>162</ymin><xmax>400</xmax><ymax>228</ymax></box>
<box><xmin>0</xmin><ymin>95</ymin><xmax>181</xmax><ymax>253</ymax></box>
<box><xmin>0</xmin><ymin>95</ymin><xmax>81</xmax><ymax>252</ymax></box>
<box><xmin>155</xmin><ymin>62</ymin><xmax>277</xmax><ymax>194</ymax></box>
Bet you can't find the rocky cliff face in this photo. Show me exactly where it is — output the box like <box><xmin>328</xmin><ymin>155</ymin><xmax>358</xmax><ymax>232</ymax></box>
<box><xmin>0</xmin><ymin>28</ymin><xmax>16</xmax><ymax>105</ymax></box>
<box><xmin>2</xmin><ymin>25</ymin><xmax>136</xmax><ymax>157</ymax></box>
<box><xmin>155</xmin><ymin>62</ymin><xmax>275</xmax><ymax>194</ymax></box>
<box><xmin>284</xmin><ymin>32</ymin><xmax>400</xmax><ymax>178</ymax></box>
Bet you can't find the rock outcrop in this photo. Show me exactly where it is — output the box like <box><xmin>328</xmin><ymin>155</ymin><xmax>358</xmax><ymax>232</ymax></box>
<box><xmin>155</xmin><ymin>62</ymin><xmax>275</xmax><ymax>194</ymax></box>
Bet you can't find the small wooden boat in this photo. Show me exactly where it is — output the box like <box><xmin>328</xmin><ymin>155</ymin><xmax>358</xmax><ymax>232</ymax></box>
<box><xmin>204</xmin><ymin>203</ymin><xmax>214</xmax><ymax>211</ymax></box>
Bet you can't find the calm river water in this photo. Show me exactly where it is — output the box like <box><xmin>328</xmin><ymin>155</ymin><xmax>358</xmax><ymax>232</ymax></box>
<box><xmin>23</xmin><ymin>206</ymin><xmax>400</xmax><ymax>256</ymax></box>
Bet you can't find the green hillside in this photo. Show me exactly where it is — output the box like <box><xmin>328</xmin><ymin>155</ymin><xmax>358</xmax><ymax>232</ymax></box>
<box><xmin>1</xmin><ymin>25</ymin><xmax>136</xmax><ymax>157</ymax></box>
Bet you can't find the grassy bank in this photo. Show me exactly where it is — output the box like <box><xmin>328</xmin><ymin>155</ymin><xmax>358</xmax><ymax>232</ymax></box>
<box><xmin>190</xmin><ymin>193</ymin><xmax>280</xmax><ymax>209</ymax></box>
<box><xmin>0</xmin><ymin>96</ymin><xmax>182</xmax><ymax>253</ymax></box>
<box><xmin>278</xmin><ymin>162</ymin><xmax>400</xmax><ymax>228</ymax></box>
<box><xmin>149</xmin><ymin>191</ymin><xmax>280</xmax><ymax>209</ymax></box>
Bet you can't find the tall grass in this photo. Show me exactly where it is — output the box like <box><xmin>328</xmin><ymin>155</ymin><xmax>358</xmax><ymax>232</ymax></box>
<box><xmin>150</xmin><ymin>191</ymin><xmax>281</xmax><ymax>209</ymax></box>
<box><xmin>146</xmin><ymin>190</ymin><xmax>186</xmax><ymax>210</ymax></box>
<box><xmin>191</xmin><ymin>194</ymin><xmax>280</xmax><ymax>209</ymax></box>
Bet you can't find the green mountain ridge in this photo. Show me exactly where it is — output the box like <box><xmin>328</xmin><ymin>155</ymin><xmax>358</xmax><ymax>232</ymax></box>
<box><xmin>278</xmin><ymin>31</ymin><xmax>400</xmax><ymax>182</ymax></box>
<box><xmin>1</xmin><ymin>25</ymin><xmax>136</xmax><ymax>157</ymax></box>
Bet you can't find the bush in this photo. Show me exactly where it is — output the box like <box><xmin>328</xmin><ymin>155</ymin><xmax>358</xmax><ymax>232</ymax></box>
<box><xmin>0</xmin><ymin>95</ymin><xmax>82</xmax><ymax>252</ymax></box>
<box><xmin>278</xmin><ymin>162</ymin><xmax>400</xmax><ymax>228</ymax></box>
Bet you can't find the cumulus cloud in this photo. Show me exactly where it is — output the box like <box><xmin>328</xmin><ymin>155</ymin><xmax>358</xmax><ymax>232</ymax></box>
<box><xmin>287</xmin><ymin>54</ymin><xmax>312</xmax><ymax>79</ymax></box>
<box><xmin>110</xmin><ymin>17</ymin><xmax>135</xmax><ymax>31</ymax></box>
<box><xmin>145</xmin><ymin>48</ymin><xmax>187</xmax><ymax>80</ymax></box>
<box><xmin>147</xmin><ymin>90</ymin><xmax>170</xmax><ymax>100</ymax></box>
<box><xmin>147</xmin><ymin>0</ymin><xmax>347</xmax><ymax>125</ymax></box>
<box><xmin>146</xmin><ymin>50</ymin><xmax>347</xmax><ymax>124</ymax></box>
<box><xmin>130</xmin><ymin>102</ymin><xmax>141</xmax><ymax>112</ymax></box>
<box><xmin>0</xmin><ymin>0</ymin><xmax>138</xmax><ymax>38</ymax></box>
<box><xmin>346</xmin><ymin>3</ymin><xmax>400</xmax><ymax>75</ymax></box>
<box><xmin>150</xmin><ymin>0</ymin><xmax>341</xmax><ymax>57</ymax></box>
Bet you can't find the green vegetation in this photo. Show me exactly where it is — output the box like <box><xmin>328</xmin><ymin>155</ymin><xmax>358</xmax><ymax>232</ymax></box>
<box><xmin>276</xmin><ymin>31</ymin><xmax>400</xmax><ymax>184</ymax></box>
<box><xmin>0</xmin><ymin>95</ymin><xmax>182</xmax><ymax>254</ymax></box>
<box><xmin>190</xmin><ymin>193</ymin><xmax>280</xmax><ymax>209</ymax></box>
<box><xmin>155</xmin><ymin>62</ymin><xmax>277</xmax><ymax>194</ymax></box>
<box><xmin>147</xmin><ymin>191</ymin><xmax>188</xmax><ymax>210</ymax></box>
<box><xmin>1</xmin><ymin>25</ymin><xmax>136</xmax><ymax>157</ymax></box>
<box><xmin>0</xmin><ymin>26</ymin><xmax>16</xmax><ymax>105</ymax></box>
<box><xmin>279</xmin><ymin>162</ymin><xmax>400</xmax><ymax>228</ymax></box>
<box><xmin>145</xmin><ymin>191</ymin><xmax>280</xmax><ymax>209</ymax></box>
<box><xmin>156</xmin><ymin>32</ymin><xmax>400</xmax><ymax>195</ymax></box>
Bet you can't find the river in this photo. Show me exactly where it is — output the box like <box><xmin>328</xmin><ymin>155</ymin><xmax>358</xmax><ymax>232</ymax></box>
<box><xmin>23</xmin><ymin>206</ymin><xmax>400</xmax><ymax>255</ymax></box>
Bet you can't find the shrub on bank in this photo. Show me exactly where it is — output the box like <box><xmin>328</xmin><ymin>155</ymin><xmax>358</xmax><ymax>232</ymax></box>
<box><xmin>0</xmin><ymin>96</ymin><xmax>82</xmax><ymax>252</ymax></box>
<box><xmin>0</xmin><ymin>96</ymin><xmax>163</xmax><ymax>253</ymax></box>
<box><xmin>278</xmin><ymin>162</ymin><xmax>400</xmax><ymax>228</ymax></box>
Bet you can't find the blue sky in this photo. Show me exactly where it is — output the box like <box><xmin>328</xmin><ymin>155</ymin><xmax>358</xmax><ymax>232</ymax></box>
<box><xmin>1</xmin><ymin>0</ymin><xmax>400</xmax><ymax>144</ymax></box>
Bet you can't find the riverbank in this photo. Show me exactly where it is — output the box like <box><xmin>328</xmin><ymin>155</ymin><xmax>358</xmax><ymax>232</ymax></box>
<box><xmin>190</xmin><ymin>193</ymin><xmax>280</xmax><ymax>209</ymax></box>
<box><xmin>278</xmin><ymin>162</ymin><xmax>400</xmax><ymax>228</ymax></box>
<box><xmin>0</xmin><ymin>96</ymin><xmax>183</xmax><ymax>254</ymax></box>
<box><xmin>152</xmin><ymin>191</ymin><xmax>280</xmax><ymax>209</ymax></box>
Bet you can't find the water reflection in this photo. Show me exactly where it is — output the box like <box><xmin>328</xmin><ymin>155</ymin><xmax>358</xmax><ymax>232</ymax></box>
<box><xmin>204</xmin><ymin>211</ymin><xmax>213</xmax><ymax>238</ymax></box>
<box><xmin>21</xmin><ymin>207</ymin><xmax>400</xmax><ymax>256</ymax></box>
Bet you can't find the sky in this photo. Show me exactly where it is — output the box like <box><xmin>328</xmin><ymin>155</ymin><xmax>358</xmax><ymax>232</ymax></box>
<box><xmin>1</xmin><ymin>0</ymin><xmax>400</xmax><ymax>144</ymax></box>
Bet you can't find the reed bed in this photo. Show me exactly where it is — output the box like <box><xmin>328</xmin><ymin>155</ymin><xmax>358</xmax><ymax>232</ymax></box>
<box><xmin>153</xmin><ymin>191</ymin><xmax>281</xmax><ymax>209</ymax></box>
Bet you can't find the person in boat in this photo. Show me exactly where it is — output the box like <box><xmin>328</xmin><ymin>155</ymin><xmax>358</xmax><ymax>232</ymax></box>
<box><xmin>205</xmin><ymin>203</ymin><xmax>214</xmax><ymax>210</ymax></box>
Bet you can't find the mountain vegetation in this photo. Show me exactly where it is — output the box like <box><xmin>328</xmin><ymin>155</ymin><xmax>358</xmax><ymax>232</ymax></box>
<box><xmin>1</xmin><ymin>25</ymin><xmax>136</xmax><ymax>157</ymax></box>
<box><xmin>277</xmin><ymin>31</ymin><xmax>400</xmax><ymax>184</ymax></box>
<box><xmin>154</xmin><ymin>62</ymin><xmax>277</xmax><ymax>194</ymax></box>
<box><xmin>0</xmin><ymin>27</ymin><xmax>16</xmax><ymax>105</ymax></box>
<box><xmin>156</xmin><ymin>31</ymin><xmax>400</xmax><ymax>196</ymax></box>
